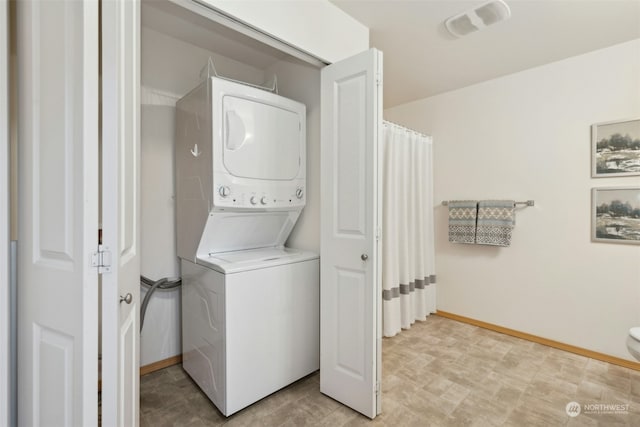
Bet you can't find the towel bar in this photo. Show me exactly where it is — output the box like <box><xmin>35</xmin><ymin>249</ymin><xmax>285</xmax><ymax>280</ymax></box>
<box><xmin>442</xmin><ymin>200</ymin><xmax>534</xmax><ymax>207</ymax></box>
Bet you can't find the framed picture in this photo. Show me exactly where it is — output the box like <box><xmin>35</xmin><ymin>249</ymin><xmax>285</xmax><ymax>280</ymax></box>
<box><xmin>592</xmin><ymin>187</ymin><xmax>640</xmax><ymax>244</ymax></box>
<box><xmin>591</xmin><ymin>118</ymin><xmax>640</xmax><ymax>177</ymax></box>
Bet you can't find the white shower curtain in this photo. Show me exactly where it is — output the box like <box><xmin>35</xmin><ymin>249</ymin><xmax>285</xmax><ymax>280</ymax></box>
<box><xmin>382</xmin><ymin>121</ymin><xmax>436</xmax><ymax>337</ymax></box>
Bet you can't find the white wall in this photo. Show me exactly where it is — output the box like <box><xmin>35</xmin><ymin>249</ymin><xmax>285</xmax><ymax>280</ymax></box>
<box><xmin>385</xmin><ymin>39</ymin><xmax>640</xmax><ymax>361</ymax></box>
<box><xmin>266</xmin><ymin>58</ymin><xmax>321</xmax><ymax>252</ymax></box>
<box><xmin>200</xmin><ymin>0</ymin><xmax>368</xmax><ymax>64</ymax></box>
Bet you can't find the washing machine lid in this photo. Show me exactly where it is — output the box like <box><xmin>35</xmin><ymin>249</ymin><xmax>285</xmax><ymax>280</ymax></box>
<box><xmin>630</xmin><ymin>327</ymin><xmax>640</xmax><ymax>341</ymax></box>
<box><xmin>197</xmin><ymin>210</ymin><xmax>301</xmax><ymax>256</ymax></box>
<box><xmin>197</xmin><ymin>247</ymin><xmax>318</xmax><ymax>274</ymax></box>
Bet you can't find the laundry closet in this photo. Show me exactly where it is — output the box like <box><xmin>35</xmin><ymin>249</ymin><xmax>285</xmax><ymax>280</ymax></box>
<box><xmin>138</xmin><ymin>2</ymin><xmax>385</xmax><ymax>421</ymax></box>
<box><xmin>137</xmin><ymin>0</ymin><xmax>331</xmax><ymax>417</ymax></box>
<box><xmin>14</xmin><ymin>0</ymin><xmax>382</xmax><ymax>424</ymax></box>
<box><xmin>138</xmin><ymin>0</ymin><xmax>323</xmax><ymax>368</ymax></box>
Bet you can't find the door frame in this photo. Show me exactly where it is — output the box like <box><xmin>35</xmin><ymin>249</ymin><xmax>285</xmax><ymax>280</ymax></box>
<box><xmin>0</xmin><ymin>0</ymin><xmax>10</xmax><ymax>424</ymax></box>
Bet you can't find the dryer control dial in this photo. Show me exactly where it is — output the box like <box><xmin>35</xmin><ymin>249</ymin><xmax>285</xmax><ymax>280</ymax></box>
<box><xmin>295</xmin><ymin>188</ymin><xmax>304</xmax><ymax>199</ymax></box>
<box><xmin>219</xmin><ymin>186</ymin><xmax>230</xmax><ymax>197</ymax></box>
<box><xmin>250</xmin><ymin>196</ymin><xmax>258</xmax><ymax>205</ymax></box>
<box><xmin>260</xmin><ymin>196</ymin><xmax>268</xmax><ymax>205</ymax></box>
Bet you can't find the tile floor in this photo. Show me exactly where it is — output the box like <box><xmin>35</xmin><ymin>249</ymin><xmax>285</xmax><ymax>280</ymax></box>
<box><xmin>140</xmin><ymin>315</ymin><xmax>640</xmax><ymax>426</ymax></box>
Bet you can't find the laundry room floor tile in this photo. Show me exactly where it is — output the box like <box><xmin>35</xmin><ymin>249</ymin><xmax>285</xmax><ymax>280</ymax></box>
<box><xmin>139</xmin><ymin>315</ymin><xmax>639</xmax><ymax>426</ymax></box>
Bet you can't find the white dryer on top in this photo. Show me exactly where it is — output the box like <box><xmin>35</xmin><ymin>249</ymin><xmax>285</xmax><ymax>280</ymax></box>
<box><xmin>175</xmin><ymin>76</ymin><xmax>307</xmax><ymax>261</ymax></box>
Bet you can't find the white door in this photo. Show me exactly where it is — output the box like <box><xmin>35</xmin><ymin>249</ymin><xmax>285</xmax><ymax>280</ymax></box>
<box><xmin>16</xmin><ymin>0</ymin><xmax>100</xmax><ymax>425</ymax></box>
<box><xmin>0</xmin><ymin>1</ymin><xmax>9</xmax><ymax>424</ymax></box>
<box><xmin>101</xmin><ymin>0</ymin><xmax>141</xmax><ymax>426</ymax></box>
<box><xmin>320</xmin><ymin>48</ymin><xmax>383</xmax><ymax>419</ymax></box>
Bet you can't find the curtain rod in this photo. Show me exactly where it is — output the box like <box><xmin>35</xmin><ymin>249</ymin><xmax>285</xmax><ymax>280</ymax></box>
<box><xmin>383</xmin><ymin>120</ymin><xmax>431</xmax><ymax>138</ymax></box>
<box><xmin>442</xmin><ymin>200</ymin><xmax>535</xmax><ymax>207</ymax></box>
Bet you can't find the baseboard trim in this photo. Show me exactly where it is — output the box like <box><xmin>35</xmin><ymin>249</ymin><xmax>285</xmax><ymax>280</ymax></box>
<box><xmin>140</xmin><ymin>355</ymin><xmax>182</xmax><ymax>376</ymax></box>
<box><xmin>435</xmin><ymin>310</ymin><xmax>640</xmax><ymax>371</ymax></box>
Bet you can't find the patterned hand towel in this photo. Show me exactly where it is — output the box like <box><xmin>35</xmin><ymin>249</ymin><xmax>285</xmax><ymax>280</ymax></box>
<box><xmin>448</xmin><ymin>200</ymin><xmax>478</xmax><ymax>244</ymax></box>
<box><xmin>475</xmin><ymin>200</ymin><xmax>515</xmax><ymax>247</ymax></box>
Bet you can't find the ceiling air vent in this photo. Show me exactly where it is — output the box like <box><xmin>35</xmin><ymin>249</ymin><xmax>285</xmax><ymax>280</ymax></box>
<box><xmin>445</xmin><ymin>0</ymin><xmax>511</xmax><ymax>38</ymax></box>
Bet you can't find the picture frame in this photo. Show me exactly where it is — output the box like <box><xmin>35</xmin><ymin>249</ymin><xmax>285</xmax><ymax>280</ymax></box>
<box><xmin>591</xmin><ymin>117</ymin><xmax>640</xmax><ymax>177</ymax></box>
<box><xmin>592</xmin><ymin>187</ymin><xmax>640</xmax><ymax>245</ymax></box>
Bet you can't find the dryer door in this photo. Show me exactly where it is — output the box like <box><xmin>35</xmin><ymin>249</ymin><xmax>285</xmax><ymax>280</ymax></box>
<box><xmin>222</xmin><ymin>96</ymin><xmax>302</xmax><ymax>181</ymax></box>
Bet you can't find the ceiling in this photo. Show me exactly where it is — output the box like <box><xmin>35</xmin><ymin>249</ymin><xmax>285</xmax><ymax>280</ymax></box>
<box><xmin>331</xmin><ymin>0</ymin><xmax>640</xmax><ymax>108</ymax></box>
<box><xmin>142</xmin><ymin>0</ymin><xmax>289</xmax><ymax>70</ymax></box>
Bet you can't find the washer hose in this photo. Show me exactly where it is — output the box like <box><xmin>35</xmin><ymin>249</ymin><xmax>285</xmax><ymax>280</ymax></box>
<box><xmin>140</xmin><ymin>275</ymin><xmax>181</xmax><ymax>332</ymax></box>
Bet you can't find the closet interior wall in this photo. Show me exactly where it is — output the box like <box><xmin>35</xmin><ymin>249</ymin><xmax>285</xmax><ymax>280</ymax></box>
<box><xmin>138</xmin><ymin>1</ymin><xmax>321</xmax><ymax>366</ymax></box>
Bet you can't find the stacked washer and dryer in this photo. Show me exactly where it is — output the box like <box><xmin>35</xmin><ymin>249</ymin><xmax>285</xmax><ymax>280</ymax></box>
<box><xmin>175</xmin><ymin>76</ymin><xmax>319</xmax><ymax>416</ymax></box>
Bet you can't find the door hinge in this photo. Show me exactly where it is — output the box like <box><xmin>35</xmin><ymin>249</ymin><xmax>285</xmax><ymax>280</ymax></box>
<box><xmin>375</xmin><ymin>226</ymin><xmax>382</xmax><ymax>241</ymax></box>
<box><xmin>375</xmin><ymin>380</ymin><xmax>380</xmax><ymax>395</ymax></box>
<box><xmin>375</xmin><ymin>74</ymin><xmax>382</xmax><ymax>87</ymax></box>
<box><xmin>91</xmin><ymin>245</ymin><xmax>112</xmax><ymax>274</ymax></box>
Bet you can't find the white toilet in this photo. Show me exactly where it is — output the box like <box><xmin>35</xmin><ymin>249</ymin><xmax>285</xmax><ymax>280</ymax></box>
<box><xmin>627</xmin><ymin>327</ymin><xmax>640</xmax><ymax>361</ymax></box>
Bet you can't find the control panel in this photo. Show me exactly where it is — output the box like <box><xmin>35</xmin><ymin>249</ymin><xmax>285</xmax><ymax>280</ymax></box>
<box><xmin>213</xmin><ymin>173</ymin><xmax>305</xmax><ymax>210</ymax></box>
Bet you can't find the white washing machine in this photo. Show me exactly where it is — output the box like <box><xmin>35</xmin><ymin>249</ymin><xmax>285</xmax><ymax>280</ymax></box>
<box><xmin>181</xmin><ymin>248</ymin><xmax>318</xmax><ymax>416</ymax></box>
<box><xmin>175</xmin><ymin>76</ymin><xmax>318</xmax><ymax>416</ymax></box>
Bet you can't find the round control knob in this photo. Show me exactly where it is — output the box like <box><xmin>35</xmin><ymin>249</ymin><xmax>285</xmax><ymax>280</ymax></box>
<box><xmin>296</xmin><ymin>188</ymin><xmax>304</xmax><ymax>199</ymax></box>
<box><xmin>260</xmin><ymin>196</ymin><xmax>268</xmax><ymax>205</ymax></box>
<box><xmin>219</xmin><ymin>186</ymin><xmax>230</xmax><ymax>197</ymax></box>
<box><xmin>250</xmin><ymin>196</ymin><xmax>258</xmax><ymax>205</ymax></box>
